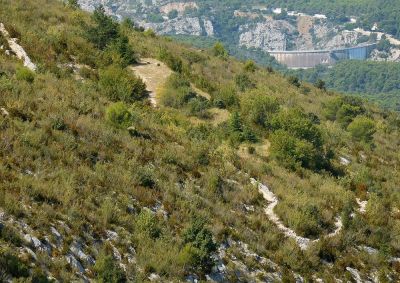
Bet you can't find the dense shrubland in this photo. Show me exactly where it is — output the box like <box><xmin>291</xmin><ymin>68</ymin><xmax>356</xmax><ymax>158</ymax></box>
<box><xmin>292</xmin><ymin>61</ymin><xmax>400</xmax><ymax>111</ymax></box>
<box><xmin>0</xmin><ymin>0</ymin><xmax>400</xmax><ymax>281</ymax></box>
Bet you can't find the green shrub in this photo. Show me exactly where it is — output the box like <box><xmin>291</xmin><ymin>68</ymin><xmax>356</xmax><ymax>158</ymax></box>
<box><xmin>0</xmin><ymin>224</ymin><xmax>23</xmax><ymax>246</ymax></box>
<box><xmin>213</xmin><ymin>85</ymin><xmax>238</xmax><ymax>109</ymax></box>
<box><xmin>288</xmin><ymin>76</ymin><xmax>300</xmax><ymax>87</ymax></box>
<box><xmin>271</xmin><ymin>109</ymin><xmax>323</xmax><ymax>149</ymax></box>
<box><xmin>99</xmin><ymin>66</ymin><xmax>146</xmax><ymax>102</ymax></box>
<box><xmin>235</xmin><ymin>73</ymin><xmax>254</xmax><ymax>92</ymax></box>
<box><xmin>86</xmin><ymin>6</ymin><xmax>119</xmax><ymax>50</ymax></box>
<box><xmin>32</xmin><ymin>268</ymin><xmax>54</xmax><ymax>283</ymax></box>
<box><xmin>105</xmin><ymin>102</ymin><xmax>133</xmax><ymax>129</ymax></box>
<box><xmin>143</xmin><ymin>29</ymin><xmax>156</xmax><ymax>37</ymax></box>
<box><xmin>158</xmin><ymin>48</ymin><xmax>183</xmax><ymax>73</ymax></box>
<box><xmin>188</xmin><ymin>97</ymin><xmax>210</xmax><ymax>119</ymax></box>
<box><xmin>240</xmin><ymin>93</ymin><xmax>279</xmax><ymax>128</ymax></box>
<box><xmin>136</xmin><ymin>166</ymin><xmax>156</xmax><ymax>188</ymax></box>
<box><xmin>95</xmin><ymin>253</ymin><xmax>126</xmax><ymax>283</ymax></box>
<box><xmin>16</xmin><ymin>67</ymin><xmax>35</xmax><ymax>83</ymax></box>
<box><xmin>0</xmin><ymin>249</ymin><xmax>29</xmax><ymax>278</ymax></box>
<box><xmin>324</xmin><ymin>96</ymin><xmax>365</xmax><ymax>126</ymax></box>
<box><xmin>181</xmin><ymin>218</ymin><xmax>216</xmax><ymax>273</ymax></box>
<box><xmin>244</xmin><ymin>60</ymin><xmax>257</xmax><ymax>73</ymax></box>
<box><xmin>160</xmin><ymin>74</ymin><xmax>196</xmax><ymax>108</ymax></box>
<box><xmin>270</xmin><ymin>129</ymin><xmax>319</xmax><ymax>170</ymax></box>
<box><xmin>136</xmin><ymin>210</ymin><xmax>161</xmax><ymax>239</ymax></box>
<box><xmin>66</xmin><ymin>0</ymin><xmax>79</xmax><ymax>9</ymax></box>
<box><xmin>314</xmin><ymin>79</ymin><xmax>326</xmax><ymax>90</ymax></box>
<box><xmin>347</xmin><ymin>116</ymin><xmax>376</xmax><ymax>143</ymax></box>
<box><xmin>212</xmin><ymin>42</ymin><xmax>228</xmax><ymax>58</ymax></box>
<box><xmin>106</xmin><ymin>35</ymin><xmax>137</xmax><ymax>67</ymax></box>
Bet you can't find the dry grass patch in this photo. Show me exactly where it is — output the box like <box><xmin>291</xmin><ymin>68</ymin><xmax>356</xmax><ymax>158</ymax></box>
<box><xmin>208</xmin><ymin>108</ymin><xmax>230</xmax><ymax>126</ymax></box>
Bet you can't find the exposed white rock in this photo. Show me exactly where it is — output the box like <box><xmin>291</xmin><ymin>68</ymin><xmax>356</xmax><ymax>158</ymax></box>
<box><xmin>148</xmin><ymin>273</ymin><xmax>161</xmax><ymax>281</ymax></box>
<box><xmin>356</xmin><ymin>198</ymin><xmax>368</xmax><ymax>214</ymax></box>
<box><xmin>320</xmin><ymin>30</ymin><xmax>360</xmax><ymax>50</ymax></box>
<box><xmin>346</xmin><ymin>267</ymin><xmax>363</xmax><ymax>283</ymax></box>
<box><xmin>0</xmin><ymin>107</ymin><xmax>9</xmax><ymax>116</ymax></box>
<box><xmin>159</xmin><ymin>2</ymin><xmax>198</xmax><ymax>15</ymax></box>
<box><xmin>339</xmin><ymin>156</ymin><xmax>351</xmax><ymax>166</ymax></box>
<box><xmin>0</xmin><ymin>23</ymin><xmax>37</xmax><ymax>71</ymax></box>
<box><xmin>243</xmin><ymin>204</ymin><xmax>255</xmax><ymax>212</ymax></box>
<box><xmin>23</xmin><ymin>247</ymin><xmax>38</xmax><ymax>261</ymax></box>
<box><xmin>106</xmin><ymin>230</ymin><xmax>119</xmax><ymax>241</ymax></box>
<box><xmin>359</xmin><ymin>245</ymin><xmax>378</xmax><ymax>255</ymax></box>
<box><xmin>313</xmin><ymin>14</ymin><xmax>327</xmax><ymax>20</ymax></box>
<box><xmin>141</xmin><ymin>17</ymin><xmax>203</xmax><ymax>36</ymax></box>
<box><xmin>203</xmin><ymin>19</ymin><xmax>214</xmax><ymax>36</ymax></box>
<box><xmin>66</xmin><ymin>254</ymin><xmax>85</xmax><ymax>273</ymax></box>
<box><xmin>70</xmin><ymin>241</ymin><xmax>95</xmax><ymax>266</ymax></box>
<box><xmin>239</xmin><ymin>19</ymin><xmax>295</xmax><ymax>51</ymax></box>
<box><xmin>186</xmin><ymin>274</ymin><xmax>199</xmax><ymax>283</ymax></box>
<box><xmin>272</xmin><ymin>8</ymin><xmax>282</xmax><ymax>15</ymax></box>
<box><xmin>24</xmin><ymin>234</ymin><xmax>51</xmax><ymax>254</ymax></box>
<box><xmin>50</xmin><ymin>226</ymin><xmax>62</xmax><ymax>239</ymax></box>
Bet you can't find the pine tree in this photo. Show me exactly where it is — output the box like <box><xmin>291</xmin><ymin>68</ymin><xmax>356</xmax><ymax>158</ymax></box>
<box><xmin>230</xmin><ymin>111</ymin><xmax>243</xmax><ymax>133</ymax></box>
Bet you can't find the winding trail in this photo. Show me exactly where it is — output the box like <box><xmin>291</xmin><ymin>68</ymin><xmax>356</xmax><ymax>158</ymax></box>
<box><xmin>0</xmin><ymin>23</ymin><xmax>37</xmax><ymax>71</ymax></box>
<box><xmin>250</xmin><ymin>178</ymin><xmax>344</xmax><ymax>250</ymax></box>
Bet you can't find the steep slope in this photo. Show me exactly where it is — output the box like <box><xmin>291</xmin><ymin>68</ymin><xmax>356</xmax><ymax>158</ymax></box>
<box><xmin>0</xmin><ymin>1</ymin><xmax>400</xmax><ymax>282</ymax></box>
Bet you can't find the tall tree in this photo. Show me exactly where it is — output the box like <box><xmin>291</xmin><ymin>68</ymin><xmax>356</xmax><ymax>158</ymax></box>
<box><xmin>87</xmin><ymin>5</ymin><xmax>119</xmax><ymax>50</ymax></box>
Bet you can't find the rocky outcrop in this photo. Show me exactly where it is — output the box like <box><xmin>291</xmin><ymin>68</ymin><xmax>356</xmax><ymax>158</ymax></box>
<box><xmin>239</xmin><ymin>19</ymin><xmax>295</xmax><ymax>51</ymax></box>
<box><xmin>159</xmin><ymin>2</ymin><xmax>198</xmax><ymax>15</ymax></box>
<box><xmin>319</xmin><ymin>30</ymin><xmax>360</xmax><ymax>50</ymax></box>
<box><xmin>140</xmin><ymin>16</ymin><xmax>214</xmax><ymax>36</ymax></box>
<box><xmin>0</xmin><ymin>23</ymin><xmax>37</xmax><ymax>71</ymax></box>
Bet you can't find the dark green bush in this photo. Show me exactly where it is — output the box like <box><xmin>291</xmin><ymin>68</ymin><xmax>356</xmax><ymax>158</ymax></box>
<box><xmin>347</xmin><ymin>116</ymin><xmax>376</xmax><ymax>143</ymax></box>
<box><xmin>235</xmin><ymin>73</ymin><xmax>254</xmax><ymax>92</ymax></box>
<box><xmin>0</xmin><ymin>224</ymin><xmax>23</xmax><ymax>246</ymax></box>
<box><xmin>0</xmin><ymin>250</ymin><xmax>29</xmax><ymax>278</ymax></box>
<box><xmin>99</xmin><ymin>65</ymin><xmax>146</xmax><ymax>102</ymax></box>
<box><xmin>105</xmin><ymin>102</ymin><xmax>133</xmax><ymax>129</ymax></box>
<box><xmin>181</xmin><ymin>218</ymin><xmax>216</xmax><ymax>273</ymax></box>
<box><xmin>136</xmin><ymin>210</ymin><xmax>161</xmax><ymax>239</ymax></box>
<box><xmin>94</xmin><ymin>253</ymin><xmax>127</xmax><ymax>283</ymax></box>
<box><xmin>16</xmin><ymin>67</ymin><xmax>35</xmax><ymax>83</ymax></box>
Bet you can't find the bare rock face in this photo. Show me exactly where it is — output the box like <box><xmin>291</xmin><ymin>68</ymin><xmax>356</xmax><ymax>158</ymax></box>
<box><xmin>159</xmin><ymin>2</ymin><xmax>198</xmax><ymax>15</ymax></box>
<box><xmin>24</xmin><ymin>234</ymin><xmax>52</xmax><ymax>255</ymax></box>
<box><xmin>141</xmin><ymin>17</ymin><xmax>208</xmax><ymax>36</ymax></box>
<box><xmin>320</xmin><ymin>30</ymin><xmax>360</xmax><ymax>49</ymax></box>
<box><xmin>239</xmin><ymin>19</ymin><xmax>296</xmax><ymax>51</ymax></box>
<box><xmin>203</xmin><ymin>19</ymin><xmax>214</xmax><ymax>36</ymax></box>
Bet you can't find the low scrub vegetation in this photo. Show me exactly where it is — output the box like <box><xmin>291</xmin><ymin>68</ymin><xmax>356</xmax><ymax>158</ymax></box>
<box><xmin>0</xmin><ymin>0</ymin><xmax>399</xmax><ymax>281</ymax></box>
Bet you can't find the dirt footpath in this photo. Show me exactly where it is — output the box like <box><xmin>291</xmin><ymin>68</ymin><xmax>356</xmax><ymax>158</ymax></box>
<box><xmin>130</xmin><ymin>58</ymin><xmax>173</xmax><ymax>107</ymax></box>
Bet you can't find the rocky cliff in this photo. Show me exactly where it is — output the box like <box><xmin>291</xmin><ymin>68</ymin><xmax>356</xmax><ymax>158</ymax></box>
<box><xmin>77</xmin><ymin>0</ymin><xmax>399</xmax><ymax>62</ymax></box>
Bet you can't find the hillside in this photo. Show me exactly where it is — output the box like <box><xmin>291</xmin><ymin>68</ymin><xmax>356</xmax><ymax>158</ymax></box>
<box><xmin>1</xmin><ymin>0</ymin><xmax>400</xmax><ymax>282</ymax></box>
<box><xmin>291</xmin><ymin>61</ymin><xmax>400</xmax><ymax>111</ymax></box>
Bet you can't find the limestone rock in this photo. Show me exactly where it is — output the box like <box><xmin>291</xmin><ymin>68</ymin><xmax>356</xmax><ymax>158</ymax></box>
<box><xmin>66</xmin><ymin>254</ymin><xmax>85</xmax><ymax>274</ymax></box>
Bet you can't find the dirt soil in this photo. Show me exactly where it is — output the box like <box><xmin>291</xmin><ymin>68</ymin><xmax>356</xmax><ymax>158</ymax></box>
<box><xmin>130</xmin><ymin>58</ymin><xmax>173</xmax><ymax>107</ymax></box>
<box><xmin>297</xmin><ymin>16</ymin><xmax>314</xmax><ymax>49</ymax></box>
